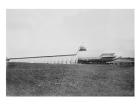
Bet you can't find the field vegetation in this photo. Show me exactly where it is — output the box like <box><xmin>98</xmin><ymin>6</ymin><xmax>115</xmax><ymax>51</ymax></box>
<box><xmin>6</xmin><ymin>62</ymin><xmax>134</xmax><ymax>96</ymax></box>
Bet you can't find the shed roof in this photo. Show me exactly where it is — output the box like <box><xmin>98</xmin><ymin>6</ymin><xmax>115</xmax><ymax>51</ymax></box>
<box><xmin>100</xmin><ymin>53</ymin><xmax>115</xmax><ymax>57</ymax></box>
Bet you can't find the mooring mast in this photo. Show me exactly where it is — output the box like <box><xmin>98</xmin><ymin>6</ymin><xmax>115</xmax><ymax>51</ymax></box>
<box><xmin>74</xmin><ymin>45</ymin><xmax>87</xmax><ymax>64</ymax></box>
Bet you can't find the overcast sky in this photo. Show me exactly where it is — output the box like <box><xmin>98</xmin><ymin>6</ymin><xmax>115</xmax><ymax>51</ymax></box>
<box><xmin>6</xmin><ymin>9</ymin><xmax>134</xmax><ymax>58</ymax></box>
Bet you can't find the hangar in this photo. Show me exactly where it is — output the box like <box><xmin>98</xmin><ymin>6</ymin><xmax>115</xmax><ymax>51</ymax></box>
<box><xmin>7</xmin><ymin>46</ymin><xmax>87</xmax><ymax>64</ymax></box>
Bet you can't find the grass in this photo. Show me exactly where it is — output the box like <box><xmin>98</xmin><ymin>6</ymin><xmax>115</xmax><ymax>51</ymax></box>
<box><xmin>6</xmin><ymin>62</ymin><xmax>134</xmax><ymax>96</ymax></box>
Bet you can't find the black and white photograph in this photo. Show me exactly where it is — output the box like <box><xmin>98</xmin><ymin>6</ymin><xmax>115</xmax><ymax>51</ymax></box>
<box><xmin>6</xmin><ymin>9</ymin><xmax>134</xmax><ymax>96</ymax></box>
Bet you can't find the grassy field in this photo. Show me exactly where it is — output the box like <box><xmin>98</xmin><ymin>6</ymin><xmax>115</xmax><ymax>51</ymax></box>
<box><xmin>6</xmin><ymin>62</ymin><xmax>134</xmax><ymax>96</ymax></box>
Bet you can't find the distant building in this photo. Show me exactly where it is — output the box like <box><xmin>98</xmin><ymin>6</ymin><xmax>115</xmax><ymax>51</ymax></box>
<box><xmin>108</xmin><ymin>57</ymin><xmax>134</xmax><ymax>66</ymax></box>
<box><xmin>99</xmin><ymin>53</ymin><xmax>116</xmax><ymax>62</ymax></box>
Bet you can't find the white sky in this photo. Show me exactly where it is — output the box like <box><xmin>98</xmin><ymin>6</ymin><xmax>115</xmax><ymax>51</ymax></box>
<box><xmin>6</xmin><ymin>9</ymin><xmax>134</xmax><ymax>58</ymax></box>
